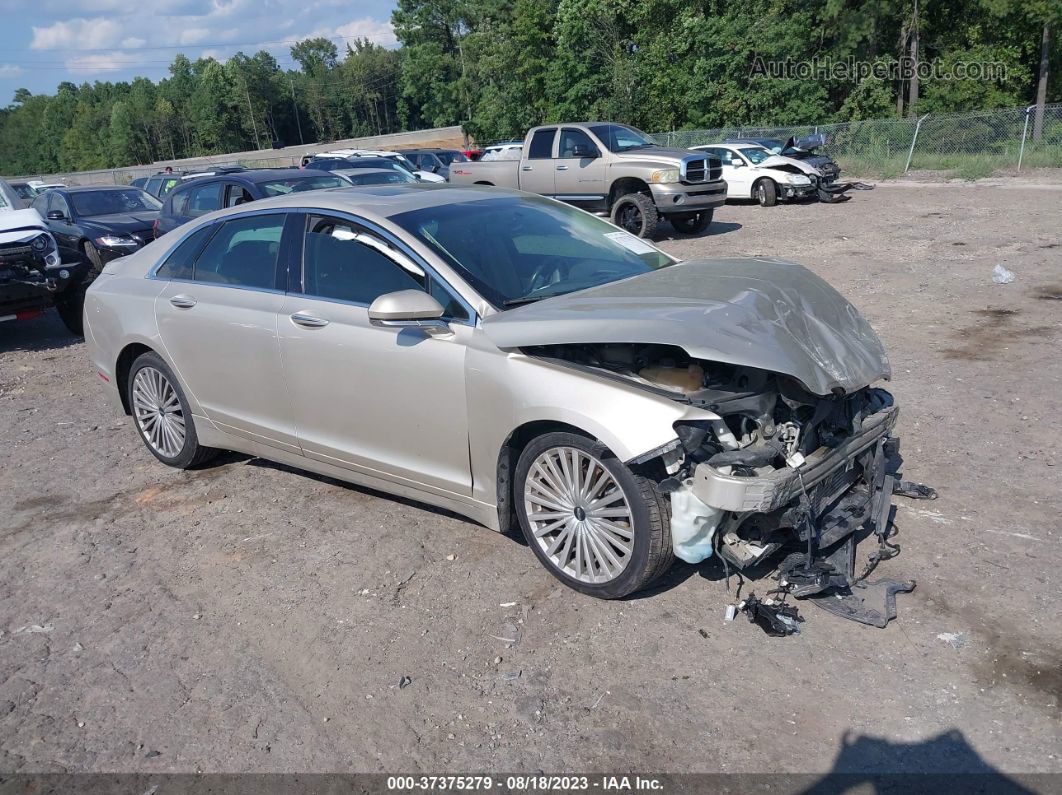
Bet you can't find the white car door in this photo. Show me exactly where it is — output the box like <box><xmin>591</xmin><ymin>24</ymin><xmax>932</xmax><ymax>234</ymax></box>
<box><xmin>716</xmin><ymin>147</ymin><xmax>755</xmax><ymax>198</ymax></box>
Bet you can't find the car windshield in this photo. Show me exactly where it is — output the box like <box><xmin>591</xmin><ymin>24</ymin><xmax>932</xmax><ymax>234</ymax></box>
<box><xmin>12</xmin><ymin>184</ymin><xmax>38</xmax><ymax>200</ymax></box>
<box><xmin>391</xmin><ymin>195</ymin><xmax>677</xmax><ymax>308</ymax></box>
<box><xmin>433</xmin><ymin>151</ymin><xmax>467</xmax><ymax>165</ymax></box>
<box><xmin>588</xmin><ymin>124</ymin><xmax>657</xmax><ymax>153</ymax></box>
<box><xmin>258</xmin><ymin>176</ymin><xmax>348</xmax><ymax>195</ymax></box>
<box><xmin>754</xmin><ymin>140</ymin><xmax>785</xmax><ymax>154</ymax></box>
<box><xmin>742</xmin><ymin>148</ymin><xmax>772</xmax><ymax>164</ymax></box>
<box><xmin>343</xmin><ymin>170</ymin><xmax>416</xmax><ymax>185</ymax></box>
<box><xmin>71</xmin><ymin>189</ymin><xmax>162</xmax><ymax>216</ymax></box>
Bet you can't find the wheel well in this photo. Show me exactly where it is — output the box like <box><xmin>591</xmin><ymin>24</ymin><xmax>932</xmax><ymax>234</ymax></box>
<box><xmin>114</xmin><ymin>342</ymin><xmax>154</xmax><ymax>414</ymax></box>
<box><xmin>608</xmin><ymin>177</ymin><xmax>652</xmax><ymax>209</ymax></box>
<box><xmin>495</xmin><ymin>420</ymin><xmax>593</xmax><ymax>535</ymax></box>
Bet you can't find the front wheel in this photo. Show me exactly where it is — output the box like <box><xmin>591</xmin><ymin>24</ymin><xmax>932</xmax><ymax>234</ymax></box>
<box><xmin>610</xmin><ymin>192</ymin><xmax>659</xmax><ymax>239</ymax></box>
<box><xmin>55</xmin><ymin>287</ymin><xmax>86</xmax><ymax>336</ymax></box>
<box><xmin>514</xmin><ymin>432</ymin><xmax>673</xmax><ymax>599</ymax></box>
<box><xmin>754</xmin><ymin>178</ymin><xmax>778</xmax><ymax>207</ymax></box>
<box><xmin>127</xmin><ymin>352</ymin><xmax>218</xmax><ymax>469</ymax></box>
<box><xmin>670</xmin><ymin>209</ymin><xmax>714</xmax><ymax>235</ymax></box>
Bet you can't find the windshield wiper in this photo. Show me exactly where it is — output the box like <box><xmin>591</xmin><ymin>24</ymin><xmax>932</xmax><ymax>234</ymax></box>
<box><xmin>502</xmin><ymin>295</ymin><xmax>547</xmax><ymax>307</ymax></box>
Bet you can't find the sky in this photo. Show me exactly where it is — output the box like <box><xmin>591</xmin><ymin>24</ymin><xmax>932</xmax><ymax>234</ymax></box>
<box><xmin>0</xmin><ymin>0</ymin><xmax>399</xmax><ymax>104</ymax></box>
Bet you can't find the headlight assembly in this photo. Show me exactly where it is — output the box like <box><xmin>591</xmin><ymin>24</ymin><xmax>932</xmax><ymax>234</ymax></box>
<box><xmin>649</xmin><ymin>169</ymin><xmax>681</xmax><ymax>184</ymax></box>
<box><xmin>95</xmin><ymin>234</ymin><xmax>139</xmax><ymax>248</ymax></box>
<box><xmin>30</xmin><ymin>233</ymin><xmax>54</xmax><ymax>252</ymax></box>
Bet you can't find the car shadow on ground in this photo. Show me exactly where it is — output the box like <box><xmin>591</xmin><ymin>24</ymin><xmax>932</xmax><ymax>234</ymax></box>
<box><xmin>657</xmin><ymin>220</ymin><xmax>742</xmax><ymax>242</ymax></box>
<box><xmin>799</xmin><ymin>729</ymin><xmax>1036</xmax><ymax>792</ymax></box>
<box><xmin>0</xmin><ymin>311</ymin><xmax>82</xmax><ymax>354</ymax></box>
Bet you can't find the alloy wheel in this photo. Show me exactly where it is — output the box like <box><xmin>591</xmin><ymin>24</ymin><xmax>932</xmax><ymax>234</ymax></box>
<box><xmin>523</xmin><ymin>447</ymin><xmax>634</xmax><ymax>584</ymax></box>
<box><xmin>132</xmin><ymin>366</ymin><xmax>186</xmax><ymax>458</ymax></box>
<box><xmin>617</xmin><ymin>204</ymin><xmax>642</xmax><ymax>234</ymax></box>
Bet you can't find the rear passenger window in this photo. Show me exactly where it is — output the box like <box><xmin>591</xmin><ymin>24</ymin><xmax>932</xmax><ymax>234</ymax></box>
<box><xmin>527</xmin><ymin>129</ymin><xmax>555</xmax><ymax>159</ymax></box>
<box><xmin>155</xmin><ymin>224</ymin><xmax>216</xmax><ymax>281</ymax></box>
<box><xmin>225</xmin><ymin>184</ymin><xmax>254</xmax><ymax>207</ymax></box>
<box><xmin>170</xmin><ymin>188</ymin><xmax>191</xmax><ymax>217</ymax></box>
<box><xmin>192</xmin><ymin>214</ymin><xmax>285</xmax><ymax>289</ymax></box>
<box><xmin>186</xmin><ymin>182</ymin><xmax>222</xmax><ymax>217</ymax></box>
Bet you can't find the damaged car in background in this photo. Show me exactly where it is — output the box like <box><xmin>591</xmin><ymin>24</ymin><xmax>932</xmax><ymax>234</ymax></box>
<box><xmin>85</xmin><ymin>186</ymin><xmax>926</xmax><ymax>630</ymax></box>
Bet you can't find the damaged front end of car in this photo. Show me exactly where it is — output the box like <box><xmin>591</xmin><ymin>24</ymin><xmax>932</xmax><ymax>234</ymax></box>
<box><xmin>486</xmin><ymin>258</ymin><xmax>923</xmax><ymax>628</ymax></box>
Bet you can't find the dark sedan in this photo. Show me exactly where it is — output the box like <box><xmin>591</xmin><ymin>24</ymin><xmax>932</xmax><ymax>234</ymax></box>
<box><xmin>155</xmin><ymin>168</ymin><xmax>348</xmax><ymax>236</ymax></box>
<box><xmin>31</xmin><ymin>186</ymin><xmax>161</xmax><ymax>271</ymax></box>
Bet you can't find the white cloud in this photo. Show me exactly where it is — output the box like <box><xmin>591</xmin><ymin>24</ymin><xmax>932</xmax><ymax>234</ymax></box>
<box><xmin>0</xmin><ymin>64</ymin><xmax>24</xmax><ymax>78</ymax></box>
<box><xmin>121</xmin><ymin>37</ymin><xmax>147</xmax><ymax>48</ymax></box>
<box><xmin>65</xmin><ymin>53</ymin><xmax>147</xmax><ymax>73</ymax></box>
<box><xmin>31</xmin><ymin>17</ymin><xmax>125</xmax><ymax>50</ymax></box>
<box><xmin>334</xmin><ymin>18</ymin><xmax>396</xmax><ymax>47</ymax></box>
<box><xmin>178</xmin><ymin>28</ymin><xmax>212</xmax><ymax>45</ymax></box>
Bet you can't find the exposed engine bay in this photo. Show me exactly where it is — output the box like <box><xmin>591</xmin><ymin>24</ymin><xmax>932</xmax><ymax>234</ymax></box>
<box><xmin>524</xmin><ymin>342</ymin><xmax>924</xmax><ymax>628</ymax></box>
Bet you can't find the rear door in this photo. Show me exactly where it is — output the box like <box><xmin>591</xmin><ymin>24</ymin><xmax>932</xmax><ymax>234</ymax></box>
<box><xmin>554</xmin><ymin>127</ymin><xmax>607</xmax><ymax>210</ymax></box>
<box><xmin>154</xmin><ymin>210</ymin><xmax>300</xmax><ymax>452</ymax></box>
<box><xmin>519</xmin><ymin>128</ymin><xmax>557</xmax><ymax>196</ymax></box>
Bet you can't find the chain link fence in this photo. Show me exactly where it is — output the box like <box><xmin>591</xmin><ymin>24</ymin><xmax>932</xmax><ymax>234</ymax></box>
<box><xmin>651</xmin><ymin>104</ymin><xmax>1062</xmax><ymax>177</ymax></box>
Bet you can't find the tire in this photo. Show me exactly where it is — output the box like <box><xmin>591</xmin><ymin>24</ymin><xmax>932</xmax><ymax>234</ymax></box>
<box><xmin>82</xmin><ymin>241</ymin><xmax>105</xmax><ymax>277</ymax></box>
<box><xmin>127</xmin><ymin>352</ymin><xmax>218</xmax><ymax>469</ymax></box>
<box><xmin>670</xmin><ymin>209</ymin><xmax>714</xmax><ymax>235</ymax></box>
<box><xmin>754</xmin><ymin>178</ymin><xmax>778</xmax><ymax>207</ymax></box>
<box><xmin>55</xmin><ymin>288</ymin><xmax>86</xmax><ymax>336</ymax></box>
<box><xmin>514</xmin><ymin>431</ymin><xmax>673</xmax><ymax>599</ymax></box>
<box><xmin>610</xmin><ymin>192</ymin><xmax>659</xmax><ymax>239</ymax></box>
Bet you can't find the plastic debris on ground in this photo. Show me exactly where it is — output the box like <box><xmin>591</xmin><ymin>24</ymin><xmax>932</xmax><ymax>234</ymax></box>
<box><xmin>736</xmin><ymin>593</ymin><xmax>804</xmax><ymax>637</ymax></box>
<box><xmin>992</xmin><ymin>264</ymin><xmax>1016</xmax><ymax>284</ymax></box>
<box><xmin>893</xmin><ymin>480</ymin><xmax>938</xmax><ymax>500</ymax></box>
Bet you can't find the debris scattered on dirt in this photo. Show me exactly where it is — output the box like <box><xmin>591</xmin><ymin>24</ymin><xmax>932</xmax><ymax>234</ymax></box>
<box><xmin>740</xmin><ymin>594</ymin><xmax>804</xmax><ymax>637</ymax></box>
<box><xmin>14</xmin><ymin>624</ymin><xmax>54</xmax><ymax>634</ymax></box>
<box><xmin>499</xmin><ymin>602</ymin><xmax>516</xmax><ymax>608</ymax></box>
<box><xmin>992</xmin><ymin>263</ymin><xmax>1016</xmax><ymax>284</ymax></box>
<box><xmin>445</xmin><ymin>554</ymin><xmax>456</xmax><ymax>561</ymax></box>
<box><xmin>938</xmin><ymin>632</ymin><xmax>970</xmax><ymax>649</ymax></box>
<box><xmin>399</xmin><ymin>676</ymin><xmax>412</xmax><ymax>689</ymax></box>
<box><xmin>1036</xmin><ymin>285</ymin><xmax>1062</xmax><ymax>300</ymax></box>
<box><xmin>893</xmin><ymin>481</ymin><xmax>939</xmax><ymax>500</ymax></box>
<box><xmin>698</xmin><ymin>628</ymin><xmax>709</xmax><ymax>639</ymax></box>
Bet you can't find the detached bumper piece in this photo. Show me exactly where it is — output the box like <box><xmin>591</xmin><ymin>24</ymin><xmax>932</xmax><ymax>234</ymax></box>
<box><xmin>817</xmin><ymin>180</ymin><xmax>875</xmax><ymax>203</ymax></box>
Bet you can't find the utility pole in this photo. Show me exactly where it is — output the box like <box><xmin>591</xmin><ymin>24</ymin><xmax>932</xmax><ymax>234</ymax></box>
<box><xmin>244</xmin><ymin>85</ymin><xmax>261</xmax><ymax>149</ymax></box>
<box><xmin>290</xmin><ymin>76</ymin><xmax>305</xmax><ymax>145</ymax></box>
<box><xmin>908</xmin><ymin>0</ymin><xmax>920</xmax><ymax>116</ymax></box>
<box><xmin>1033</xmin><ymin>23</ymin><xmax>1051</xmax><ymax>141</ymax></box>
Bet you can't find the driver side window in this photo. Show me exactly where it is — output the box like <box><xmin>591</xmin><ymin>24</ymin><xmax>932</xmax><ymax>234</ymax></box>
<box><xmin>558</xmin><ymin>129</ymin><xmax>598</xmax><ymax>159</ymax></box>
<box><xmin>301</xmin><ymin>215</ymin><xmax>467</xmax><ymax>320</ymax></box>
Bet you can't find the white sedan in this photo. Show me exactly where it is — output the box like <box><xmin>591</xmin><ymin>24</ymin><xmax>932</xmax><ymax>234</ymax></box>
<box><xmin>691</xmin><ymin>143</ymin><xmax>816</xmax><ymax>207</ymax></box>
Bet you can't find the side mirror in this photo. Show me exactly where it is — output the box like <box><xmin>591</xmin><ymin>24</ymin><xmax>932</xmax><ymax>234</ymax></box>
<box><xmin>368</xmin><ymin>290</ymin><xmax>450</xmax><ymax>334</ymax></box>
<box><xmin>46</xmin><ymin>210</ymin><xmax>66</xmax><ymax>220</ymax></box>
<box><xmin>571</xmin><ymin>144</ymin><xmax>599</xmax><ymax>158</ymax></box>
<box><xmin>431</xmin><ymin>164</ymin><xmax>441</xmax><ymax>173</ymax></box>
<box><xmin>731</xmin><ymin>160</ymin><xmax>745</xmax><ymax>168</ymax></box>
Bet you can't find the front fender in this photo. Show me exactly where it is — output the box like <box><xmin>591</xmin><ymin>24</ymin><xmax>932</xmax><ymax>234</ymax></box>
<box><xmin>467</xmin><ymin>347</ymin><xmax>718</xmax><ymax>507</ymax></box>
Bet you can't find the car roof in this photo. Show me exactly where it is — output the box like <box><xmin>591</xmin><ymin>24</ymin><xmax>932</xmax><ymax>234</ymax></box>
<box><xmin>190</xmin><ymin>184</ymin><xmax>522</xmax><ymax>224</ymax></box>
<box><xmin>176</xmin><ymin>168</ymin><xmax>333</xmax><ymax>189</ymax></box>
<box><xmin>58</xmin><ymin>185</ymin><xmax>145</xmax><ymax>192</ymax></box>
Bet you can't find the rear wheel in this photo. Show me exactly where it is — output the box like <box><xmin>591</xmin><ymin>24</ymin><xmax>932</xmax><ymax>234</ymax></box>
<box><xmin>514</xmin><ymin>432</ymin><xmax>673</xmax><ymax>599</ymax></box>
<box><xmin>670</xmin><ymin>209</ymin><xmax>714</xmax><ymax>234</ymax></box>
<box><xmin>610</xmin><ymin>192</ymin><xmax>659</xmax><ymax>239</ymax></box>
<box><xmin>754</xmin><ymin>178</ymin><xmax>778</xmax><ymax>207</ymax></box>
<box><xmin>127</xmin><ymin>352</ymin><xmax>217</xmax><ymax>469</ymax></box>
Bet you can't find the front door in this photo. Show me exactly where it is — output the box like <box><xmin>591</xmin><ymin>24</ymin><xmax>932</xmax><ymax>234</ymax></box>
<box><xmin>277</xmin><ymin>213</ymin><xmax>473</xmax><ymax>496</ymax></box>
<box><xmin>154</xmin><ymin>210</ymin><xmax>299</xmax><ymax>452</ymax></box>
<box><xmin>554</xmin><ymin>127</ymin><xmax>608</xmax><ymax>210</ymax></box>
<box><xmin>714</xmin><ymin>148</ymin><xmax>755</xmax><ymax>198</ymax></box>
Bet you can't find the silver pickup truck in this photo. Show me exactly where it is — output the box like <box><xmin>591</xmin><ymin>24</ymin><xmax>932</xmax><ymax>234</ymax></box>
<box><xmin>449</xmin><ymin>122</ymin><xmax>726</xmax><ymax>238</ymax></box>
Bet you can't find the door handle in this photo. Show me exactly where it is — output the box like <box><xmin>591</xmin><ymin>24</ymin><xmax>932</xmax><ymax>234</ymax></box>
<box><xmin>556</xmin><ymin>165</ymin><xmax>569</xmax><ymax>170</ymax></box>
<box><xmin>290</xmin><ymin>311</ymin><xmax>329</xmax><ymax>328</ymax></box>
<box><xmin>169</xmin><ymin>295</ymin><xmax>196</xmax><ymax>309</ymax></box>
<box><xmin>521</xmin><ymin>165</ymin><xmax>532</xmax><ymax>171</ymax></box>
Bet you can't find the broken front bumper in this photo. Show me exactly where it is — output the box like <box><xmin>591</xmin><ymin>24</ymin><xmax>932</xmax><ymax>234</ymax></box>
<box><xmin>690</xmin><ymin>405</ymin><xmax>899</xmax><ymax>513</ymax></box>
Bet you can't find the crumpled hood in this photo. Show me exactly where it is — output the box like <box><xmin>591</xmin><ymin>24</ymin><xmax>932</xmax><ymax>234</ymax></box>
<box><xmin>0</xmin><ymin>208</ymin><xmax>48</xmax><ymax>245</ymax></box>
<box><xmin>758</xmin><ymin>154</ymin><xmax>821</xmax><ymax>176</ymax></box>
<box><xmin>482</xmin><ymin>258</ymin><xmax>890</xmax><ymax>396</ymax></box>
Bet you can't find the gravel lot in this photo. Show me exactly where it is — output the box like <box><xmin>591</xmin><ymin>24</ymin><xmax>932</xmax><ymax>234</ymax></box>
<box><xmin>1</xmin><ymin>182</ymin><xmax>1059</xmax><ymax>777</ymax></box>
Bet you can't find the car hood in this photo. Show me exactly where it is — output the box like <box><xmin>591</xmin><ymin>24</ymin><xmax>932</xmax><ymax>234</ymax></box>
<box><xmin>80</xmin><ymin>212</ymin><xmax>158</xmax><ymax>235</ymax></box>
<box><xmin>0</xmin><ymin>208</ymin><xmax>48</xmax><ymax>244</ymax></box>
<box><xmin>757</xmin><ymin>154</ymin><xmax>821</xmax><ymax>175</ymax></box>
<box><xmin>481</xmin><ymin>258</ymin><xmax>890</xmax><ymax>396</ymax></box>
<box><xmin>613</xmin><ymin>146</ymin><xmax>711</xmax><ymax>167</ymax></box>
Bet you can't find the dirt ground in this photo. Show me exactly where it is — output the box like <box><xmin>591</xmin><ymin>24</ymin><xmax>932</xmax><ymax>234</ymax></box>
<box><xmin>1</xmin><ymin>182</ymin><xmax>1059</xmax><ymax>778</ymax></box>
